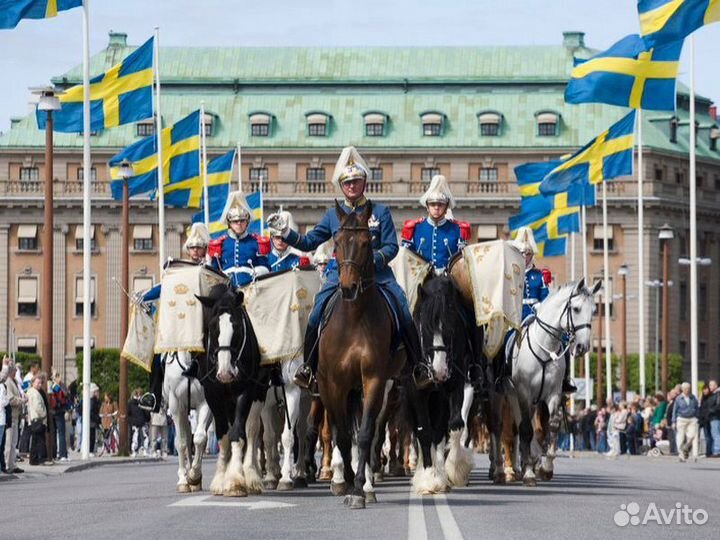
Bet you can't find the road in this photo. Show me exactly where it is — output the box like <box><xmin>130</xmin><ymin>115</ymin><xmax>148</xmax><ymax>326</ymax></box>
<box><xmin>1</xmin><ymin>453</ymin><xmax>717</xmax><ymax>540</ymax></box>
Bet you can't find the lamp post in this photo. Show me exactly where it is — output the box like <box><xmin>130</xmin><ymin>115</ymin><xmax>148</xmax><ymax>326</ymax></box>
<box><xmin>617</xmin><ymin>264</ymin><xmax>628</xmax><ymax>400</ymax></box>
<box><xmin>658</xmin><ymin>224</ymin><xmax>674</xmax><ymax>395</ymax></box>
<box><xmin>118</xmin><ymin>159</ymin><xmax>133</xmax><ymax>456</ymax></box>
<box><xmin>678</xmin><ymin>256</ymin><xmax>711</xmax><ymax>395</ymax></box>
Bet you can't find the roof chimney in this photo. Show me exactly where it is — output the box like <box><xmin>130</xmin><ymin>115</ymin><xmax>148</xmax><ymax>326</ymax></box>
<box><xmin>710</xmin><ymin>105</ymin><xmax>717</xmax><ymax>121</ymax></box>
<box><xmin>563</xmin><ymin>31</ymin><xmax>585</xmax><ymax>50</ymax></box>
<box><xmin>108</xmin><ymin>31</ymin><xmax>128</xmax><ymax>48</ymax></box>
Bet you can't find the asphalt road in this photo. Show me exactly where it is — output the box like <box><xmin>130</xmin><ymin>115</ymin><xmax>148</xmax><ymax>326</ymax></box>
<box><xmin>1</xmin><ymin>453</ymin><xmax>718</xmax><ymax>540</ymax></box>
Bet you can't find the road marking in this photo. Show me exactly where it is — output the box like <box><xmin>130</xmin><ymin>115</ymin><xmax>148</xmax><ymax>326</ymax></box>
<box><xmin>408</xmin><ymin>488</ymin><xmax>428</xmax><ymax>540</ymax></box>
<box><xmin>433</xmin><ymin>493</ymin><xmax>465</xmax><ymax>540</ymax></box>
<box><xmin>169</xmin><ymin>495</ymin><xmax>296</xmax><ymax>510</ymax></box>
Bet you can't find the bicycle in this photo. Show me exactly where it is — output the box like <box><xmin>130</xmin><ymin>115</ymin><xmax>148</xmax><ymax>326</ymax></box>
<box><xmin>96</xmin><ymin>412</ymin><xmax>119</xmax><ymax>457</ymax></box>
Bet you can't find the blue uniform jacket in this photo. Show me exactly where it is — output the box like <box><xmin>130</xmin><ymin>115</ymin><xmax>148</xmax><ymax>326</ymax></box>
<box><xmin>268</xmin><ymin>250</ymin><xmax>301</xmax><ymax>273</ymax></box>
<box><xmin>402</xmin><ymin>218</ymin><xmax>464</xmax><ymax>270</ymax></box>
<box><xmin>210</xmin><ymin>231</ymin><xmax>270</xmax><ymax>287</ymax></box>
<box><xmin>523</xmin><ymin>266</ymin><xmax>549</xmax><ymax>320</ymax></box>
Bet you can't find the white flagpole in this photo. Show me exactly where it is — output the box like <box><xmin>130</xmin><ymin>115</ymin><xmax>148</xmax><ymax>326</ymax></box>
<box><xmin>200</xmin><ymin>101</ymin><xmax>209</xmax><ymax>226</ymax></box>
<box><xmin>259</xmin><ymin>165</ymin><xmax>264</xmax><ymax>236</ymax></box>
<box><xmin>154</xmin><ymin>27</ymin><xmax>165</xmax><ymax>272</ymax></box>
<box><xmin>237</xmin><ymin>143</ymin><xmax>242</xmax><ymax>192</ymax></box>
<box><xmin>689</xmin><ymin>36</ymin><xmax>698</xmax><ymax>394</ymax></box>
<box><xmin>569</xmin><ymin>231</ymin><xmax>576</xmax><ymax>451</ymax></box>
<box><xmin>637</xmin><ymin>109</ymin><xmax>646</xmax><ymax>399</ymax></box>
<box><xmin>582</xmin><ymin>203</ymin><xmax>591</xmax><ymax>405</ymax></box>
<box><xmin>80</xmin><ymin>0</ymin><xmax>92</xmax><ymax>460</ymax></box>
<box><xmin>602</xmin><ymin>180</ymin><xmax>612</xmax><ymax>403</ymax></box>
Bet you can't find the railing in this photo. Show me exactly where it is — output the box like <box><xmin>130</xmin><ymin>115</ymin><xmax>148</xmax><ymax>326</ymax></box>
<box><xmin>0</xmin><ymin>179</ymin><xmax>110</xmax><ymax>197</ymax></box>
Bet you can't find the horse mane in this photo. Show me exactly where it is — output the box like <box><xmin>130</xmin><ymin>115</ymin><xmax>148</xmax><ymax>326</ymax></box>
<box><xmin>416</xmin><ymin>277</ymin><xmax>461</xmax><ymax>339</ymax></box>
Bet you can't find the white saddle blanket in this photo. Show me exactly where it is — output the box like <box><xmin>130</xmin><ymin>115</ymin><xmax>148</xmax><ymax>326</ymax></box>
<box><xmin>389</xmin><ymin>246</ymin><xmax>433</xmax><ymax>314</ymax></box>
<box><xmin>121</xmin><ymin>304</ymin><xmax>155</xmax><ymax>372</ymax></box>
<box><xmin>242</xmin><ymin>268</ymin><xmax>322</xmax><ymax>366</ymax></box>
<box><xmin>462</xmin><ymin>240</ymin><xmax>525</xmax><ymax>358</ymax></box>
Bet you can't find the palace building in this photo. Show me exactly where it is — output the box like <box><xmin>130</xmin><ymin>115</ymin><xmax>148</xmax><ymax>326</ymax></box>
<box><xmin>1</xmin><ymin>31</ymin><xmax>719</xmax><ymax>385</ymax></box>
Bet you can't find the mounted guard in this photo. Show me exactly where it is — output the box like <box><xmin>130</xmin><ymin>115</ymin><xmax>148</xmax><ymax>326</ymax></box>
<box><xmin>267</xmin><ymin>210</ymin><xmax>302</xmax><ymax>273</ymax></box>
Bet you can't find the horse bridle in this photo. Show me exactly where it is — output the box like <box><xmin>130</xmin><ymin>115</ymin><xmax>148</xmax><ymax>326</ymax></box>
<box><xmin>204</xmin><ymin>308</ymin><xmax>248</xmax><ymax>382</ymax></box>
<box><xmin>336</xmin><ymin>224</ymin><xmax>376</xmax><ymax>295</ymax></box>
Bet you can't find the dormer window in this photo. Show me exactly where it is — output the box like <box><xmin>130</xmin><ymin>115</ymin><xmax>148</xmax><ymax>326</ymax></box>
<box><xmin>670</xmin><ymin>116</ymin><xmax>678</xmax><ymax>143</ymax></box>
<box><xmin>478</xmin><ymin>111</ymin><xmax>503</xmax><ymax>136</ymax></box>
<box><xmin>363</xmin><ymin>112</ymin><xmax>388</xmax><ymax>137</ymax></box>
<box><xmin>136</xmin><ymin>118</ymin><xmax>155</xmax><ymax>137</ymax></box>
<box><xmin>421</xmin><ymin>112</ymin><xmax>444</xmax><ymax>137</ymax></box>
<box><xmin>535</xmin><ymin>111</ymin><xmax>560</xmax><ymax>137</ymax></box>
<box><xmin>202</xmin><ymin>112</ymin><xmax>215</xmax><ymax>137</ymax></box>
<box><xmin>710</xmin><ymin>127</ymin><xmax>719</xmax><ymax>151</ymax></box>
<box><xmin>306</xmin><ymin>113</ymin><xmax>330</xmax><ymax>137</ymax></box>
<box><xmin>249</xmin><ymin>112</ymin><xmax>272</xmax><ymax>137</ymax></box>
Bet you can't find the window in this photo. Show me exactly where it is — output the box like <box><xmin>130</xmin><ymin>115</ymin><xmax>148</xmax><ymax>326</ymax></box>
<box><xmin>136</xmin><ymin>120</ymin><xmax>154</xmax><ymax>137</ymax></box>
<box><xmin>17</xmin><ymin>276</ymin><xmax>38</xmax><ymax>316</ymax></box>
<box><xmin>369</xmin><ymin>168</ymin><xmax>384</xmax><ymax>182</ymax></box>
<box><xmin>594</xmin><ymin>275</ymin><xmax>614</xmax><ymax>317</ymax></box>
<box><xmin>593</xmin><ymin>225</ymin><xmax>614</xmax><ymax>251</ymax></box>
<box><xmin>421</xmin><ymin>112</ymin><xmax>443</xmax><ymax>136</ymax></box>
<box><xmin>699</xmin><ymin>283</ymin><xmax>707</xmax><ymax>319</ymax></box>
<box><xmin>679</xmin><ymin>281</ymin><xmax>687</xmax><ymax>321</ymax></box>
<box><xmin>75</xmin><ymin>276</ymin><xmax>97</xmax><ymax>317</ymax></box>
<box><xmin>479</xmin><ymin>167</ymin><xmax>498</xmax><ymax>182</ymax></box>
<box><xmin>133</xmin><ymin>225</ymin><xmax>153</xmax><ymax>251</ymax></box>
<box><xmin>308</xmin><ymin>123</ymin><xmax>326</xmax><ymax>137</ymax></box>
<box><xmin>363</xmin><ymin>113</ymin><xmax>386</xmax><ymax>137</ymax></box>
<box><xmin>250</xmin><ymin>168</ymin><xmax>269</xmax><ymax>182</ymax></box>
<box><xmin>133</xmin><ymin>276</ymin><xmax>154</xmax><ymax>294</ymax></box>
<box><xmin>478</xmin><ymin>112</ymin><xmax>502</xmax><ymax>136</ymax></box>
<box><xmin>536</xmin><ymin>112</ymin><xmax>559</xmax><ymax>137</ymax></box>
<box><xmin>251</xmin><ymin>124</ymin><xmax>269</xmax><ymax>137</ymax></box>
<box><xmin>480</xmin><ymin>123</ymin><xmax>499</xmax><ymax>137</ymax></box>
<box><xmin>654</xmin><ymin>167</ymin><xmax>664</xmax><ymax>181</ymax></box>
<box><xmin>710</xmin><ymin>127</ymin><xmax>719</xmax><ymax>151</ymax></box>
<box><xmin>74</xmin><ymin>337</ymin><xmax>96</xmax><ymax>355</ymax></box>
<box><xmin>306</xmin><ymin>113</ymin><xmax>328</xmax><ymax>137</ymax></box>
<box><xmin>17</xmin><ymin>225</ymin><xmax>38</xmax><ymax>250</ymax></box>
<box><xmin>77</xmin><ymin>167</ymin><xmax>97</xmax><ymax>181</ymax></box>
<box><xmin>20</xmin><ymin>167</ymin><xmax>39</xmax><ymax>181</ymax></box>
<box><xmin>700</xmin><ymin>342</ymin><xmax>706</xmax><ymax>361</ymax></box>
<box><xmin>675</xmin><ymin>169</ymin><xmax>684</xmax><ymax>184</ymax></box>
<box><xmin>17</xmin><ymin>337</ymin><xmax>37</xmax><ymax>355</ymax></box>
<box><xmin>306</xmin><ymin>168</ymin><xmax>325</xmax><ymax>182</ymax></box>
<box><xmin>74</xmin><ymin>225</ymin><xmax>96</xmax><ymax>251</ymax></box>
<box><xmin>365</xmin><ymin>123</ymin><xmax>384</xmax><ymax>137</ymax></box>
<box><xmin>679</xmin><ymin>340</ymin><xmax>687</xmax><ymax>359</ymax></box>
<box><xmin>202</xmin><ymin>113</ymin><xmax>214</xmax><ymax>137</ymax></box>
<box><xmin>421</xmin><ymin>167</ymin><xmax>440</xmax><ymax>182</ymax></box>
<box><xmin>715</xmin><ymin>175</ymin><xmax>720</xmax><ymax>190</ymax></box>
<box><xmin>670</xmin><ymin>117</ymin><xmax>678</xmax><ymax>143</ymax></box>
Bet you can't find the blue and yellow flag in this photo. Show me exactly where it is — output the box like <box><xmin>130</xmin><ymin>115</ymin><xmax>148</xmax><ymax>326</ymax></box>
<box><xmin>638</xmin><ymin>0</ymin><xmax>720</xmax><ymax>49</ymax></box>
<box><xmin>246</xmin><ymin>192</ymin><xmax>264</xmax><ymax>236</ymax></box>
<box><xmin>190</xmin><ymin>150</ymin><xmax>236</xmax><ymax>238</ymax></box>
<box><xmin>0</xmin><ymin>0</ymin><xmax>81</xmax><ymax>29</ymax></box>
<box><xmin>537</xmin><ymin>237</ymin><xmax>568</xmax><ymax>258</ymax></box>
<box><xmin>109</xmin><ymin>110</ymin><xmax>201</xmax><ymax>206</ymax></box>
<box><xmin>37</xmin><ymin>37</ymin><xmax>154</xmax><ymax>133</ymax></box>
<box><xmin>193</xmin><ymin>189</ymin><xmax>263</xmax><ymax>238</ymax></box>
<box><xmin>539</xmin><ymin>111</ymin><xmax>636</xmax><ymax>196</ymax></box>
<box><xmin>565</xmin><ymin>34</ymin><xmax>681</xmax><ymax>111</ymax></box>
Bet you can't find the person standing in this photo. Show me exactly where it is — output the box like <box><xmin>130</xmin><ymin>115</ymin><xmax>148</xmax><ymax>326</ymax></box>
<box><xmin>3</xmin><ymin>362</ymin><xmax>25</xmax><ymax>473</ymax></box>
<box><xmin>699</xmin><ymin>383</ymin><xmax>714</xmax><ymax>457</ymax></box>
<box><xmin>128</xmin><ymin>388</ymin><xmax>150</xmax><ymax>457</ymax></box>
<box><xmin>706</xmin><ymin>380</ymin><xmax>720</xmax><ymax>458</ymax></box>
<box><xmin>27</xmin><ymin>374</ymin><xmax>48</xmax><ymax>465</ymax></box>
<box><xmin>150</xmin><ymin>406</ymin><xmax>168</xmax><ymax>457</ymax></box>
<box><xmin>49</xmin><ymin>371</ymin><xmax>71</xmax><ymax>461</ymax></box>
<box><xmin>672</xmin><ymin>382</ymin><xmax>700</xmax><ymax>462</ymax></box>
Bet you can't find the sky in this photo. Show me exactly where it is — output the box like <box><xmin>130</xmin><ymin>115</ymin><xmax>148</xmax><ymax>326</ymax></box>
<box><xmin>0</xmin><ymin>0</ymin><xmax>718</xmax><ymax>133</ymax></box>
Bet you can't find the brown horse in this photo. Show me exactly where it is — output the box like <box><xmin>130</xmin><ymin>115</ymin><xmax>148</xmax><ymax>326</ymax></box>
<box><xmin>317</xmin><ymin>201</ymin><xmax>405</xmax><ymax>509</ymax></box>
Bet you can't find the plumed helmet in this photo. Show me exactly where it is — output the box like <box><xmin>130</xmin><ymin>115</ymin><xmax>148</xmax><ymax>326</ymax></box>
<box><xmin>512</xmin><ymin>226</ymin><xmax>538</xmax><ymax>256</ymax></box>
<box><xmin>268</xmin><ymin>210</ymin><xmax>297</xmax><ymax>237</ymax></box>
<box><xmin>313</xmin><ymin>241</ymin><xmax>332</xmax><ymax>265</ymax></box>
<box><xmin>331</xmin><ymin>146</ymin><xmax>369</xmax><ymax>190</ymax></box>
<box><xmin>420</xmin><ymin>174</ymin><xmax>456</xmax><ymax>209</ymax></box>
<box><xmin>221</xmin><ymin>191</ymin><xmax>252</xmax><ymax>224</ymax></box>
<box><xmin>184</xmin><ymin>223</ymin><xmax>210</xmax><ymax>252</ymax></box>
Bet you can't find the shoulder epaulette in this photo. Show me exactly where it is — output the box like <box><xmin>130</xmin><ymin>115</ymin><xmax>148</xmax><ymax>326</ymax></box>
<box><xmin>401</xmin><ymin>218</ymin><xmax>425</xmax><ymax>241</ymax></box>
<box><xmin>449</xmin><ymin>219</ymin><xmax>472</xmax><ymax>241</ymax></box>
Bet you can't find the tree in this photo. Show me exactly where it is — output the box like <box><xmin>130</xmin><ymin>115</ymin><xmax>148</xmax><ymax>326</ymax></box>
<box><xmin>74</xmin><ymin>348</ymin><xmax>148</xmax><ymax>401</ymax></box>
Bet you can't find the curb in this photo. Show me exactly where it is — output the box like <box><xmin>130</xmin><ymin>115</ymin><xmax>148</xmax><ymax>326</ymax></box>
<box><xmin>0</xmin><ymin>456</ymin><xmax>163</xmax><ymax>481</ymax></box>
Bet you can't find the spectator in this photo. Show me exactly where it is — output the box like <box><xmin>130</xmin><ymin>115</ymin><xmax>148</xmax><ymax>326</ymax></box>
<box><xmin>595</xmin><ymin>407</ymin><xmax>608</xmax><ymax>453</ymax></box>
<box><xmin>49</xmin><ymin>371</ymin><xmax>71</xmax><ymax>462</ymax></box>
<box><xmin>150</xmin><ymin>406</ymin><xmax>168</xmax><ymax>457</ymax></box>
<box><xmin>100</xmin><ymin>393</ymin><xmax>118</xmax><ymax>432</ymax></box>
<box><xmin>0</xmin><ymin>357</ymin><xmax>10</xmax><ymax>473</ymax></box>
<box><xmin>3</xmin><ymin>361</ymin><xmax>25</xmax><ymax>473</ymax></box>
<box><xmin>89</xmin><ymin>384</ymin><xmax>101</xmax><ymax>455</ymax></box>
<box><xmin>672</xmin><ymin>382</ymin><xmax>700</xmax><ymax>462</ymax></box>
<box><xmin>706</xmin><ymin>380</ymin><xmax>720</xmax><ymax>458</ymax></box>
<box><xmin>605</xmin><ymin>404</ymin><xmax>620</xmax><ymax>457</ymax></box>
<box><xmin>651</xmin><ymin>392</ymin><xmax>667</xmax><ymax>429</ymax></box>
<box><xmin>27</xmin><ymin>374</ymin><xmax>48</xmax><ymax>465</ymax></box>
<box><xmin>21</xmin><ymin>361</ymin><xmax>39</xmax><ymax>392</ymax></box>
<box><xmin>699</xmin><ymin>383</ymin><xmax>714</xmax><ymax>457</ymax></box>
<box><xmin>128</xmin><ymin>388</ymin><xmax>150</xmax><ymax>457</ymax></box>
<box><xmin>665</xmin><ymin>389</ymin><xmax>678</xmax><ymax>454</ymax></box>
<box><xmin>615</xmin><ymin>402</ymin><xmax>629</xmax><ymax>455</ymax></box>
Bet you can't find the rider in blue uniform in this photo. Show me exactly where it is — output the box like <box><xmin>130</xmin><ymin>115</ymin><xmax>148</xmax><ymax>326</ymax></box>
<box><xmin>401</xmin><ymin>174</ymin><xmax>466</xmax><ymax>274</ymax></box>
<box><xmin>138</xmin><ymin>223</ymin><xmax>210</xmax><ymax>411</ymax></box>
<box><xmin>266</xmin><ymin>146</ymin><xmax>433</xmax><ymax>390</ymax></box>
<box><xmin>513</xmin><ymin>227</ymin><xmax>576</xmax><ymax>394</ymax></box>
<box><xmin>208</xmin><ymin>191</ymin><xmax>270</xmax><ymax>287</ymax></box>
<box><xmin>267</xmin><ymin>210</ymin><xmax>301</xmax><ymax>273</ymax></box>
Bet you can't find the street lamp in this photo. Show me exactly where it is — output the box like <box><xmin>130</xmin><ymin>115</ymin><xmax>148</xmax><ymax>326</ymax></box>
<box><xmin>678</xmin><ymin>257</ymin><xmax>712</xmax><ymax>266</ymax></box>
<box><xmin>119</xmin><ymin>158</ymin><xmax>133</xmax><ymax>457</ymax></box>
<box><xmin>646</xmin><ymin>280</ymin><xmax>673</xmax><ymax>394</ymax></box>
<box><xmin>658</xmin><ymin>224</ymin><xmax>673</xmax><ymax>395</ymax></box>
<box><xmin>617</xmin><ymin>264</ymin><xmax>629</xmax><ymax>400</ymax></box>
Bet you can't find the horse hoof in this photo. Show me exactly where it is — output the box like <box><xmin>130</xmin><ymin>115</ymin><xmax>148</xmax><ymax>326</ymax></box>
<box><xmin>263</xmin><ymin>478</ymin><xmax>279</xmax><ymax>490</ymax></box>
<box><xmin>344</xmin><ymin>494</ymin><xmax>366</xmax><ymax>510</ymax></box>
<box><xmin>318</xmin><ymin>468</ymin><xmax>333</xmax><ymax>482</ymax></box>
<box><xmin>330</xmin><ymin>482</ymin><xmax>347</xmax><ymax>496</ymax></box>
<box><xmin>177</xmin><ymin>484</ymin><xmax>191</xmax><ymax>494</ymax></box>
<box><xmin>277</xmin><ymin>480</ymin><xmax>294</xmax><ymax>491</ymax></box>
<box><xmin>364</xmin><ymin>491</ymin><xmax>377</xmax><ymax>504</ymax></box>
<box><xmin>387</xmin><ymin>463</ymin><xmax>405</xmax><ymax>477</ymax></box>
<box><xmin>293</xmin><ymin>477</ymin><xmax>308</xmax><ymax>489</ymax></box>
<box><xmin>189</xmin><ymin>483</ymin><xmax>202</xmax><ymax>493</ymax></box>
<box><xmin>492</xmin><ymin>473</ymin><xmax>506</xmax><ymax>485</ymax></box>
<box><xmin>223</xmin><ymin>488</ymin><xmax>248</xmax><ymax>497</ymax></box>
<box><xmin>187</xmin><ymin>474</ymin><xmax>202</xmax><ymax>487</ymax></box>
<box><xmin>373</xmin><ymin>472</ymin><xmax>384</xmax><ymax>484</ymax></box>
<box><xmin>523</xmin><ymin>477</ymin><xmax>537</xmax><ymax>487</ymax></box>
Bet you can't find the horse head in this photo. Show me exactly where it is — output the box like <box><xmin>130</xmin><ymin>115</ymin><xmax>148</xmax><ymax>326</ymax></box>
<box><xmin>196</xmin><ymin>284</ymin><xmax>247</xmax><ymax>384</ymax></box>
<box><xmin>334</xmin><ymin>200</ymin><xmax>374</xmax><ymax>301</ymax></box>
<box><xmin>561</xmin><ymin>277</ymin><xmax>601</xmax><ymax>356</ymax></box>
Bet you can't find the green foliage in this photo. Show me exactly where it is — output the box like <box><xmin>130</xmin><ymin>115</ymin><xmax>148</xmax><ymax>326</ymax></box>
<box><xmin>75</xmin><ymin>348</ymin><xmax>148</xmax><ymax>402</ymax></box>
<box><xmin>0</xmin><ymin>351</ymin><xmax>42</xmax><ymax>369</ymax></box>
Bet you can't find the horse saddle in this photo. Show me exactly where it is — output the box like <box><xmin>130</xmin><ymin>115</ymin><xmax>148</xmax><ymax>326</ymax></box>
<box><xmin>502</xmin><ymin>314</ymin><xmax>535</xmax><ymax>381</ymax></box>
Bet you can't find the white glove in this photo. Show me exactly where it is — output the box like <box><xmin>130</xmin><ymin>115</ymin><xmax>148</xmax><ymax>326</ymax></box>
<box><xmin>266</xmin><ymin>213</ymin><xmax>289</xmax><ymax>237</ymax></box>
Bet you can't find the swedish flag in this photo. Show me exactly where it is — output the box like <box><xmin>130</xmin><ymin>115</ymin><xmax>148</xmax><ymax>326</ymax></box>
<box><xmin>246</xmin><ymin>192</ymin><xmax>264</xmax><ymax>236</ymax></box>
<box><xmin>566</xmin><ymin>34</ymin><xmax>681</xmax><ymax>111</ymax></box>
<box><xmin>537</xmin><ymin>237</ymin><xmax>568</xmax><ymax>258</ymax></box>
<box><xmin>638</xmin><ymin>0</ymin><xmax>720</xmax><ymax>49</ymax></box>
<box><xmin>194</xmin><ymin>189</ymin><xmax>264</xmax><ymax>238</ymax></box>
<box><xmin>109</xmin><ymin>110</ymin><xmax>201</xmax><ymax>206</ymax></box>
<box><xmin>190</xmin><ymin>150</ymin><xmax>236</xmax><ymax>238</ymax></box>
<box><xmin>0</xmin><ymin>0</ymin><xmax>81</xmax><ymax>29</ymax></box>
<box><xmin>37</xmin><ymin>37</ymin><xmax>154</xmax><ymax>133</ymax></box>
<box><xmin>539</xmin><ymin>111</ymin><xmax>636</xmax><ymax>196</ymax></box>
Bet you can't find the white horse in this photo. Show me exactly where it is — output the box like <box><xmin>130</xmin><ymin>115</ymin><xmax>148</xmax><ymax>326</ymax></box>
<box><xmin>260</xmin><ymin>356</ymin><xmax>311</xmax><ymax>490</ymax></box>
<box><xmin>163</xmin><ymin>351</ymin><xmax>214</xmax><ymax>493</ymax></box>
<box><xmin>506</xmin><ymin>279</ymin><xmax>599</xmax><ymax>486</ymax></box>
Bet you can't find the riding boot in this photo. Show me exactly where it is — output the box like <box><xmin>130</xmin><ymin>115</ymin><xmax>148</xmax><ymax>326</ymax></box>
<box><xmin>294</xmin><ymin>325</ymin><xmax>319</xmax><ymax>391</ymax></box>
<box><xmin>562</xmin><ymin>350</ymin><xmax>578</xmax><ymax>394</ymax></box>
<box><xmin>402</xmin><ymin>321</ymin><xmax>433</xmax><ymax>390</ymax></box>
<box><xmin>140</xmin><ymin>355</ymin><xmax>162</xmax><ymax>412</ymax></box>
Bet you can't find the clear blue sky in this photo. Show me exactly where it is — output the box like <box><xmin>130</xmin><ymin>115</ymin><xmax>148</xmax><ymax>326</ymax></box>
<box><xmin>0</xmin><ymin>0</ymin><xmax>718</xmax><ymax>133</ymax></box>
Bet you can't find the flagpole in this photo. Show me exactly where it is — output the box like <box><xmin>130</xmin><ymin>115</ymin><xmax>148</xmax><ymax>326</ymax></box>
<box><xmin>153</xmin><ymin>27</ymin><xmax>165</xmax><ymax>272</ymax></box>
<box><xmin>602</xmin><ymin>180</ymin><xmax>612</xmax><ymax>403</ymax></box>
<box><xmin>200</xmin><ymin>101</ymin><xmax>209</xmax><ymax>227</ymax></box>
<box><xmin>689</xmin><ymin>36</ymin><xmax>698</xmax><ymax>394</ymax></box>
<box><xmin>259</xmin><ymin>164</ymin><xmax>264</xmax><ymax>236</ymax></box>
<box><xmin>237</xmin><ymin>143</ymin><xmax>242</xmax><ymax>192</ymax></box>
<box><xmin>637</xmin><ymin>109</ymin><xmax>646</xmax><ymax>399</ymax></box>
<box><xmin>582</xmin><ymin>200</ymin><xmax>590</xmax><ymax>405</ymax></box>
<box><xmin>80</xmin><ymin>0</ymin><xmax>92</xmax><ymax>461</ymax></box>
<box><xmin>569</xmin><ymin>231</ymin><xmax>576</xmax><ymax>449</ymax></box>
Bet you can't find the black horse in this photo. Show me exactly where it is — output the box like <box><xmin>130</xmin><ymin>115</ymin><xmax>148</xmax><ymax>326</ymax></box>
<box><xmin>196</xmin><ymin>284</ymin><xmax>270</xmax><ymax>497</ymax></box>
<box><xmin>405</xmin><ymin>275</ymin><xmax>473</xmax><ymax>493</ymax></box>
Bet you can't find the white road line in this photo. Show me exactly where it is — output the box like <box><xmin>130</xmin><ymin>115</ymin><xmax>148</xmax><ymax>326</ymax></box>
<box><xmin>169</xmin><ymin>495</ymin><xmax>295</xmax><ymax>510</ymax></box>
<box><xmin>433</xmin><ymin>493</ymin><xmax>465</xmax><ymax>540</ymax></box>
<box><xmin>408</xmin><ymin>489</ymin><xmax>428</xmax><ymax>540</ymax></box>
